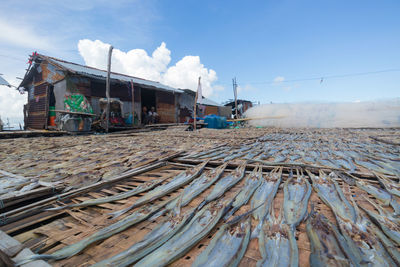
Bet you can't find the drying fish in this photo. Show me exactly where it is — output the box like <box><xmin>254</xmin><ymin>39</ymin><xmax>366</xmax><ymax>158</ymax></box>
<box><xmin>192</xmin><ymin>215</ymin><xmax>251</xmax><ymax>267</ymax></box>
<box><xmin>307</xmin><ymin>170</ymin><xmax>356</xmax><ymax>223</ymax></box>
<box><xmin>151</xmin><ymin>163</ymin><xmax>228</xmax><ymax>219</ymax></box>
<box><xmin>47</xmin><ymin>177</ymin><xmax>168</xmax><ymax>211</ymax></box>
<box><xmin>134</xmin><ymin>197</ymin><xmax>233</xmax><ymax>267</ymax></box>
<box><xmin>360</xmin><ymin>196</ymin><xmax>400</xmax><ymax>245</ymax></box>
<box><xmin>223</xmin><ymin>165</ymin><xmax>262</xmax><ymax>219</ymax></box>
<box><xmin>197</xmin><ymin>162</ymin><xmax>247</xmax><ymax>210</ymax></box>
<box><xmin>317</xmin><ymin>158</ymin><xmax>338</xmax><ymax>169</ymax></box>
<box><xmin>223</xmin><ymin>150</ymin><xmax>250</xmax><ymax>162</ymax></box>
<box><xmin>335</xmin><ymin>171</ymin><xmax>356</xmax><ymax>186</ymax></box>
<box><xmin>355</xmin><ymin>179</ymin><xmax>391</xmax><ymax>205</ymax></box>
<box><xmin>370</xmin><ymin>159</ymin><xmax>400</xmax><ymax>177</ymax></box>
<box><xmin>91</xmin><ymin>196</ymin><xmax>195</xmax><ymax>267</ymax></box>
<box><xmin>335</xmin><ymin>197</ymin><xmax>399</xmax><ymax>267</ymax></box>
<box><xmin>257</xmin><ymin>206</ymin><xmax>298</xmax><ymax>267</ymax></box>
<box><xmin>354</xmin><ymin>159</ymin><xmax>388</xmax><ymax>175</ymax></box>
<box><xmin>355</xmin><ymin>178</ymin><xmax>400</xmax><ymax>215</ymax></box>
<box><xmin>198</xmin><ymin>148</ymin><xmax>229</xmax><ymax>159</ymax></box>
<box><xmin>16</xmin><ymin>198</ymin><xmax>175</xmax><ymax>264</ymax></box>
<box><xmin>283</xmin><ymin>169</ymin><xmax>311</xmax><ymax>229</ymax></box>
<box><xmin>109</xmin><ymin>161</ymin><xmax>208</xmax><ymax>218</ymax></box>
<box><xmin>273</xmin><ymin>153</ymin><xmax>287</xmax><ymax>163</ymax></box>
<box><xmin>243</xmin><ymin>149</ymin><xmax>263</xmax><ymax>160</ymax></box>
<box><xmin>375</xmin><ymin>172</ymin><xmax>400</xmax><ymax>198</ymax></box>
<box><xmin>251</xmin><ymin>167</ymin><xmax>282</xmax><ymax>221</ymax></box>
<box><xmin>306</xmin><ymin>205</ymin><xmax>359</xmax><ymax>267</ymax></box>
<box><xmin>306</xmin><ymin>210</ymin><xmax>358</xmax><ymax>267</ymax></box>
<box><xmin>289</xmin><ymin>154</ymin><xmax>301</xmax><ymax>162</ymax></box>
<box><xmin>183</xmin><ymin>145</ymin><xmax>226</xmax><ymax>159</ymax></box>
<box><xmin>367</xmin><ymin>220</ymin><xmax>400</xmax><ymax>266</ymax></box>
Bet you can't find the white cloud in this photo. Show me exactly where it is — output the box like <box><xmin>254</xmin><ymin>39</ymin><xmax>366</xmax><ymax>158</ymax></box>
<box><xmin>163</xmin><ymin>56</ymin><xmax>217</xmax><ymax>97</ymax></box>
<box><xmin>0</xmin><ymin>78</ymin><xmax>26</xmax><ymax>128</ymax></box>
<box><xmin>273</xmin><ymin>76</ymin><xmax>285</xmax><ymax>83</ymax></box>
<box><xmin>0</xmin><ymin>18</ymin><xmax>52</xmax><ymax>50</ymax></box>
<box><xmin>78</xmin><ymin>39</ymin><xmax>218</xmax><ymax>97</ymax></box>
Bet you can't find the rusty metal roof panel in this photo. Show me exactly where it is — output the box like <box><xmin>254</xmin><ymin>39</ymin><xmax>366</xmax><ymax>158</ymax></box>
<box><xmin>198</xmin><ymin>97</ymin><xmax>223</xmax><ymax>106</ymax></box>
<box><xmin>44</xmin><ymin>56</ymin><xmax>183</xmax><ymax>93</ymax></box>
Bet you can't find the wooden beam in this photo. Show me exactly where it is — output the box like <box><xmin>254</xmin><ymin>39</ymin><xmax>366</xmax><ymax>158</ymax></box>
<box><xmin>0</xmin><ymin>151</ymin><xmax>183</xmax><ymax>226</ymax></box>
<box><xmin>130</xmin><ymin>80</ymin><xmax>135</xmax><ymax>125</ymax></box>
<box><xmin>105</xmin><ymin>45</ymin><xmax>113</xmax><ymax>133</ymax></box>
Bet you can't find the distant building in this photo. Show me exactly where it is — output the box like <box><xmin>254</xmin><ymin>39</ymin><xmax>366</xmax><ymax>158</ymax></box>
<box><xmin>180</xmin><ymin>89</ymin><xmax>231</xmax><ymax>121</ymax></box>
<box><xmin>224</xmin><ymin>99</ymin><xmax>253</xmax><ymax>118</ymax></box>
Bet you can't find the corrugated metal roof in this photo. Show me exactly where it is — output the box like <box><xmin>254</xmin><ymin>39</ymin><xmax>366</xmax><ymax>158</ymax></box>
<box><xmin>42</xmin><ymin>55</ymin><xmax>183</xmax><ymax>93</ymax></box>
<box><xmin>198</xmin><ymin>97</ymin><xmax>223</xmax><ymax>106</ymax></box>
<box><xmin>0</xmin><ymin>75</ymin><xmax>10</xmax><ymax>87</ymax></box>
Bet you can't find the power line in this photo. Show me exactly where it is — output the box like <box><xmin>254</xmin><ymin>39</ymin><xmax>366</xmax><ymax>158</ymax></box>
<box><xmin>215</xmin><ymin>68</ymin><xmax>400</xmax><ymax>87</ymax></box>
<box><xmin>246</xmin><ymin>68</ymin><xmax>400</xmax><ymax>85</ymax></box>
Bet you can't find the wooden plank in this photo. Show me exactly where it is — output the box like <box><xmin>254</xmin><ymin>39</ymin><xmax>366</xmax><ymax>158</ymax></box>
<box><xmin>0</xmin><ymin>230</ymin><xmax>23</xmax><ymax>257</ymax></box>
<box><xmin>0</xmin><ymin>161</ymin><xmax>168</xmax><ymax>225</ymax></box>
<box><xmin>4</xmin><ymin>160</ymin><xmax>395</xmax><ymax>267</ymax></box>
<box><xmin>12</xmin><ymin>248</ymin><xmax>52</xmax><ymax>267</ymax></box>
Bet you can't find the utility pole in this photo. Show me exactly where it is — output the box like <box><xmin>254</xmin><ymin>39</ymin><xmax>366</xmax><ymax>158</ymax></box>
<box><xmin>105</xmin><ymin>45</ymin><xmax>113</xmax><ymax>133</ymax></box>
<box><xmin>232</xmin><ymin>77</ymin><xmax>239</xmax><ymax>119</ymax></box>
<box><xmin>130</xmin><ymin>79</ymin><xmax>135</xmax><ymax>125</ymax></box>
<box><xmin>193</xmin><ymin>77</ymin><xmax>201</xmax><ymax>130</ymax></box>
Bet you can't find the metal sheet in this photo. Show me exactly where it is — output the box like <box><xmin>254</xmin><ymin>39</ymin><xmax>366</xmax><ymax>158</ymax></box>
<box><xmin>0</xmin><ymin>76</ymin><xmax>10</xmax><ymax>87</ymax></box>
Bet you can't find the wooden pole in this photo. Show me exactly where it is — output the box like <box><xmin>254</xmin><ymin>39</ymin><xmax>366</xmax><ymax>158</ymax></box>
<box><xmin>193</xmin><ymin>77</ymin><xmax>200</xmax><ymax>130</ymax></box>
<box><xmin>105</xmin><ymin>45</ymin><xmax>113</xmax><ymax>133</ymax></box>
<box><xmin>233</xmin><ymin>77</ymin><xmax>239</xmax><ymax>119</ymax></box>
<box><xmin>130</xmin><ymin>80</ymin><xmax>135</xmax><ymax>125</ymax></box>
<box><xmin>226</xmin><ymin>115</ymin><xmax>285</xmax><ymax>122</ymax></box>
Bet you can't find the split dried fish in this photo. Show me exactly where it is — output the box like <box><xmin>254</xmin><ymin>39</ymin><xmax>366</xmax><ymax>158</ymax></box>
<box><xmin>367</xmin><ymin>220</ymin><xmax>400</xmax><ymax>266</ymax></box>
<box><xmin>110</xmin><ymin>161</ymin><xmax>208</xmax><ymax>218</ymax></box>
<box><xmin>355</xmin><ymin>178</ymin><xmax>400</xmax><ymax>215</ymax></box>
<box><xmin>47</xmin><ymin>177</ymin><xmax>168</xmax><ymax>211</ymax></box>
<box><xmin>335</xmin><ymin>171</ymin><xmax>356</xmax><ymax>186</ymax></box>
<box><xmin>91</xmin><ymin>196</ymin><xmax>195</xmax><ymax>267</ymax></box>
<box><xmin>375</xmin><ymin>172</ymin><xmax>400</xmax><ymax>198</ymax></box>
<box><xmin>192</xmin><ymin>215</ymin><xmax>251</xmax><ymax>267</ymax></box>
<box><xmin>354</xmin><ymin>159</ymin><xmax>388</xmax><ymax>175</ymax></box>
<box><xmin>360</xmin><ymin>196</ymin><xmax>400</xmax><ymax>245</ymax></box>
<box><xmin>257</xmin><ymin>206</ymin><xmax>298</xmax><ymax>267</ymax></box>
<box><xmin>197</xmin><ymin>162</ymin><xmax>247</xmax><ymax>210</ymax></box>
<box><xmin>283</xmin><ymin>169</ymin><xmax>311</xmax><ymax>229</ymax></box>
<box><xmin>16</xmin><ymin>198</ymin><xmax>174</xmax><ymax>264</ymax></box>
<box><xmin>251</xmin><ymin>167</ymin><xmax>282</xmax><ymax>221</ymax></box>
<box><xmin>331</xmin><ymin>193</ymin><xmax>398</xmax><ymax>266</ymax></box>
<box><xmin>307</xmin><ymin>170</ymin><xmax>356</xmax><ymax>223</ymax></box>
<box><xmin>223</xmin><ymin>165</ymin><xmax>262</xmax><ymax>219</ymax></box>
<box><xmin>133</xmin><ymin>197</ymin><xmax>233</xmax><ymax>267</ymax></box>
<box><xmin>182</xmin><ymin>145</ymin><xmax>226</xmax><ymax>159</ymax></box>
<box><xmin>306</xmin><ymin>205</ymin><xmax>356</xmax><ymax>267</ymax></box>
<box><xmin>150</xmin><ymin>163</ymin><xmax>228</xmax><ymax>220</ymax></box>
<box><xmin>167</xmin><ymin>163</ymin><xmax>227</xmax><ymax>208</ymax></box>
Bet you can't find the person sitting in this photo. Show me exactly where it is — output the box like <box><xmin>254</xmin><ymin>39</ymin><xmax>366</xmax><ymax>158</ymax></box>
<box><xmin>149</xmin><ymin>107</ymin><xmax>159</xmax><ymax>124</ymax></box>
<box><xmin>142</xmin><ymin>106</ymin><xmax>149</xmax><ymax>125</ymax></box>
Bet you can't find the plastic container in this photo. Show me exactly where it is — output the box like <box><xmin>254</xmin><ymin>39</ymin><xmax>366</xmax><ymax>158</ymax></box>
<box><xmin>49</xmin><ymin>116</ymin><xmax>56</xmax><ymax>126</ymax></box>
<box><xmin>49</xmin><ymin>106</ymin><xmax>56</xmax><ymax>116</ymax></box>
<box><xmin>204</xmin><ymin>115</ymin><xmax>227</xmax><ymax>129</ymax></box>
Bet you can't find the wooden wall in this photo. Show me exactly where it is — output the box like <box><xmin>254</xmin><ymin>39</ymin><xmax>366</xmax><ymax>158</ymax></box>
<box><xmin>25</xmin><ymin>60</ymin><xmax>65</xmax><ymax>129</ymax></box>
<box><xmin>26</xmin><ymin>83</ymin><xmax>48</xmax><ymax>129</ymax></box>
<box><xmin>156</xmin><ymin>91</ymin><xmax>176</xmax><ymax>123</ymax></box>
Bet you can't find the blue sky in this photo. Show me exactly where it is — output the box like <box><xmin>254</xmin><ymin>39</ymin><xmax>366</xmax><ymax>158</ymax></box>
<box><xmin>0</xmin><ymin>0</ymin><xmax>399</xmax><ymax>126</ymax></box>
